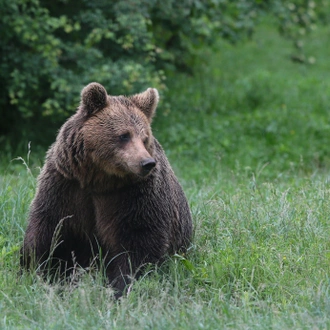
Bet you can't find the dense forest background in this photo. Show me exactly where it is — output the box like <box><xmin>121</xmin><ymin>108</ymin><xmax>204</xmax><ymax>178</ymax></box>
<box><xmin>1</xmin><ymin>0</ymin><xmax>329</xmax><ymax>147</ymax></box>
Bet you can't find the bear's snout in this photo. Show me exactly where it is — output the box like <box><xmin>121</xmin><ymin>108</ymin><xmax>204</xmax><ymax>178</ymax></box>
<box><xmin>140</xmin><ymin>157</ymin><xmax>156</xmax><ymax>175</ymax></box>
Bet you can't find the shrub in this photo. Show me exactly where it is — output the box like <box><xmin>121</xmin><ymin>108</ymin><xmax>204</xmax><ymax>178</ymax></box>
<box><xmin>0</xmin><ymin>0</ymin><xmax>325</xmax><ymax>144</ymax></box>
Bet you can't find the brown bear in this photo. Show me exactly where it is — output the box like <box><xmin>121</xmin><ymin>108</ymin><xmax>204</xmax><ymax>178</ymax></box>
<box><xmin>21</xmin><ymin>82</ymin><xmax>192</xmax><ymax>297</ymax></box>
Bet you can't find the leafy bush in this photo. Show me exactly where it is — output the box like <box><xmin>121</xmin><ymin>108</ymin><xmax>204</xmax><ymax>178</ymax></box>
<box><xmin>0</xmin><ymin>0</ymin><xmax>326</xmax><ymax>144</ymax></box>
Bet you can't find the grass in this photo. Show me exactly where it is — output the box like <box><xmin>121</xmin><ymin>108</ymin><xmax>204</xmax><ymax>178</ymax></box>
<box><xmin>1</xmin><ymin>22</ymin><xmax>330</xmax><ymax>329</ymax></box>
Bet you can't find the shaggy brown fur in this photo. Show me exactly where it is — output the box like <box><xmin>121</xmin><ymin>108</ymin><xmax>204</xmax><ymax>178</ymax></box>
<box><xmin>21</xmin><ymin>83</ymin><xmax>192</xmax><ymax>297</ymax></box>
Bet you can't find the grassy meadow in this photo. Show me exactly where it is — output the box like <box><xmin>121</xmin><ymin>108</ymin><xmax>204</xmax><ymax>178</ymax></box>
<box><xmin>1</xmin><ymin>23</ymin><xmax>330</xmax><ymax>329</ymax></box>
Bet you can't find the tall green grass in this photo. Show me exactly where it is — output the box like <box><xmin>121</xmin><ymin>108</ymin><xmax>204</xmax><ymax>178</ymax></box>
<box><xmin>1</xmin><ymin>23</ymin><xmax>330</xmax><ymax>329</ymax></box>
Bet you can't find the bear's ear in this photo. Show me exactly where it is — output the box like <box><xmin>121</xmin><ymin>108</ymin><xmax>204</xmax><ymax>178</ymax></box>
<box><xmin>80</xmin><ymin>82</ymin><xmax>109</xmax><ymax>116</ymax></box>
<box><xmin>130</xmin><ymin>88</ymin><xmax>159</xmax><ymax>122</ymax></box>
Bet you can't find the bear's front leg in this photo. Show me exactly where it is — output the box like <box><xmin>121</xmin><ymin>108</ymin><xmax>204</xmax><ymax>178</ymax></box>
<box><xmin>103</xmin><ymin>252</ymin><xmax>144</xmax><ymax>298</ymax></box>
<box><xmin>103</xmin><ymin>247</ymin><xmax>161</xmax><ymax>299</ymax></box>
<box><xmin>93</xmin><ymin>194</ymin><xmax>170</xmax><ymax>298</ymax></box>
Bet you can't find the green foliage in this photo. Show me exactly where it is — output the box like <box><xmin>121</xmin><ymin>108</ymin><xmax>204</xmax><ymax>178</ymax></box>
<box><xmin>271</xmin><ymin>0</ymin><xmax>322</xmax><ymax>63</ymax></box>
<box><xmin>0</xmin><ymin>0</ymin><xmax>327</xmax><ymax>145</ymax></box>
<box><xmin>0</xmin><ymin>0</ymin><xmax>160</xmax><ymax>140</ymax></box>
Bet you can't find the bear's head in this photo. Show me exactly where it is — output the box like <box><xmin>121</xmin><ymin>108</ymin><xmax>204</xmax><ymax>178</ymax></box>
<box><xmin>78</xmin><ymin>82</ymin><xmax>159</xmax><ymax>179</ymax></box>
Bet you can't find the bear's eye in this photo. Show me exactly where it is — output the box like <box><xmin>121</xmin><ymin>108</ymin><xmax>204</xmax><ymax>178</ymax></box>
<box><xmin>119</xmin><ymin>133</ymin><xmax>131</xmax><ymax>142</ymax></box>
<box><xmin>143</xmin><ymin>137</ymin><xmax>149</xmax><ymax>146</ymax></box>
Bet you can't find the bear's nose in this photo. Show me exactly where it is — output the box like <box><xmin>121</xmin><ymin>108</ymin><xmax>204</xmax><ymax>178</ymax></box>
<box><xmin>141</xmin><ymin>158</ymin><xmax>156</xmax><ymax>173</ymax></box>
